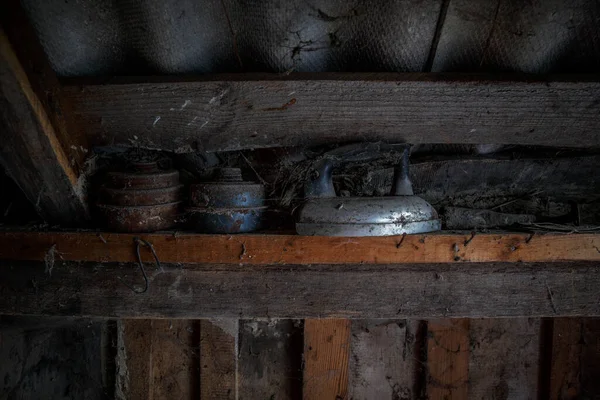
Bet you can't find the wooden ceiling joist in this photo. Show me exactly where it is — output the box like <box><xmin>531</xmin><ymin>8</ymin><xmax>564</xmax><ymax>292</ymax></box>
<box><xmin>63</xmin><ymin>74</ymin><xmax>600</xmax><ymax>152</ymax></box>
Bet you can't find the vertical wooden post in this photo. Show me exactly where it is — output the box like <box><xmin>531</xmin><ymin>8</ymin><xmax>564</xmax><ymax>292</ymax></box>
<box><xmin>426</xmin><ymin>319</ymin><xmax>470</xmax><ymax>400</ymax></box>
<box><xmin>200</xmin><ymin>320</ymin><xmax>238</xmax><ymax>400</ymax></box>
<box><xmin>303</xmin><ymin>319</ymin><xmax>351</xmax><ymax>400</ymax></box>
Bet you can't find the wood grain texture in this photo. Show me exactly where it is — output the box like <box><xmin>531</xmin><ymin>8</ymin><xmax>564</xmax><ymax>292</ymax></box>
<box><xmin>304</xmin><ymin>319</ymin><xmax>350</xmax><ymax>400</ymax></box>
<box><xmin>469</xmin><ymin>318</ymin><xmax>540</xmax><ymax>400</ymax></box>
<box><xmin>550</xmin><ymin>318</ymin><xmax>600</xmax><ymax>400</ymax></box>
<box><xmin>200</xmin><ymin>319</ymin><xmax>238</xmax><ymax>400</ymax></box>
<box><xmin>2</xmin><ymin>231</ymin><xmax>600</xmax><ymax>265</ymax></box>
<box><xmin>0</xmin><ymin>27</ymin><xmax>88</xmax><ymax>224</ymax></box>
<box><xmin>348</xmin><ymin>320</ymin><xmax>421</xmax><ymax>400</ymax></box>
<box><xmin>239</xmin><ymin>319</ymin><xmax>303</xmax><ymax>400</ymax></box>
<box><xmin>116</xmin><ymin>319</ymin><xmax>199</xmax><ymax>400</ymax></box>
<box><xmin>2</xmin><ymin>260</ymin><xmax>600</xmax><ymax>319</ymax></box>
<box><xmin>63</xmin><ymin>74</ymin><xmax>600</xmax><ymax>152</ymax></box>
<box><xmin>426</xmin><ymin>319</ymin><xmax>470</xmax><ymax>400</ymax></box>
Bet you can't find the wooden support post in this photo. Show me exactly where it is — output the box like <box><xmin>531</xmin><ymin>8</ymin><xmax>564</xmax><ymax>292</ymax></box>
<box><xmin>0</xmin><ymin>5</ymin><xmax>89</xmax><ymax>225</ymax></box>
<box><xmin>550</xmin><ymin>318</ymin><xmax>600</xmax><ymax>399</ymax></box>
<box><xmin>426</xmin><ymin>319</ymin><xmax>470</xmax><ymax>400</ymax></box>
<box><xmin>200</xmin><ymin>320</ymin><xmax>238</xmax><ymax>400</ymax></box>
<box><xmin>303</xmin><ymin>319</ymin><xmax>351</xmax><ymax>400</ymax></box>
<box><xmin>349</xmin><ymin>320</ymin><xmax>421</xmax><ymax>399</ymax></box>
<box><xmin>116</xmin><ymin>319</ymin><xmax>199</xmax><ymax>400</ymax></box>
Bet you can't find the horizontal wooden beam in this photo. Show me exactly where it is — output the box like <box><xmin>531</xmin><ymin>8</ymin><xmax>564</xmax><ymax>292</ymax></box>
<box><xmin>63</xmin><ymin>74</ymin><xmax>600</xmax><ymax>152</ymax></box>
<box><xmin>1</xmin><ymin>260</ymin><xmax>599</xmax><ymax>318</ymax></box>
<box><xmin>1</xmin><ymin>231</ymin><xmax>599</xmax><ymax>265</ymax></box>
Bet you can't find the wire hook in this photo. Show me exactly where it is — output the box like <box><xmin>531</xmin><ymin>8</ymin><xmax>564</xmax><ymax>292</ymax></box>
<box><xmin>120</xmin><ymin>237</ymin><xmax>160</xmax><ymax>294</ymax></box>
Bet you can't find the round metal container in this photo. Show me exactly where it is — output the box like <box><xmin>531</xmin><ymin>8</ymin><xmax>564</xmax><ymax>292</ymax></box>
<box><xmin>296</xmin><ymin>196</ymin><xmax>441</xmax><ymax>236</ymax></box>
<box><xmin>97</xmin><ymin>202</ymin><xmax>181</xmax><ymax>233</ymax></box>
<box><xmin>101</xmin><ymin>185</ymin><xmax>183</xmax><ymax>206</ymax></box>
<box><xmin>107</xmin><ymin>169</ymin><xmax>180</xmax><ymax>190</ymax></box>
<box><xmin>187</xmin><ymin>167</ymin><xmax>266</xmax><ymax>233</ymax></box>
<box><xmin>190</xmin><ymin>183</ymin><xmax>264</xmax><ymax>208</ymax></box>
<box><xmin>187</xmin><ymin>206</ymin><xmax>267</xmax><ymax>234</ymax></box>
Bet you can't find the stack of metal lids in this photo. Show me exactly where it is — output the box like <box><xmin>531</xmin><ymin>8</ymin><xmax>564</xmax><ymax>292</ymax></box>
<box><xmin>187</xmin><ymin>168</ymin><xmax>266</xmax><ymax>233</ymax></box>
<box><xmin>97</xmin><ymin>161</ymin><xmax>182</xmax><ymax>232</ymax></box>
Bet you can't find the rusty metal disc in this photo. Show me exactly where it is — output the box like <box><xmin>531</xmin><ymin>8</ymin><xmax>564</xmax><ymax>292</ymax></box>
<box><xmin>97</xmin><ymin>202</ymin><xmax>181</xmax><ymax>233</ymax></box>
<box><xmin>101</xmin><ymin>185</ymin><xmax>183</xmax><ymax>206</ymax></box>
<box><xmin>186</xmin><ymin>206</ymin><xmax>267</xmax><ymax>233</ymax></box>
<box><xmin>107</xmin><ymin>170</ymin><xmax>180</xmax><ymax>190</ymax></box>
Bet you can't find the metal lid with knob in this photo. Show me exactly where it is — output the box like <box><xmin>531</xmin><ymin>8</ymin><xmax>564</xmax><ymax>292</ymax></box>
<box><xmin>296</xmin><ymin>143</ymin><xmax>441</xmax><ymax>236</ymax></box>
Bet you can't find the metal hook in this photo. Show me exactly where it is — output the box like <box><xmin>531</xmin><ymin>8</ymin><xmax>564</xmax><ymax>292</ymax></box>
<box><xmin>120</xmin><ymin>237</ymin><xmax>160</xmax><ymax>294</ymax></box>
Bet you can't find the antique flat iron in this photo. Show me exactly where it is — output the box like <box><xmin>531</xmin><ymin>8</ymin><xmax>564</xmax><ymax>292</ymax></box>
<box><xmin>296</xmin><ymin>143</ymin><xmax>441</xmax><ymax>236</ymax></box>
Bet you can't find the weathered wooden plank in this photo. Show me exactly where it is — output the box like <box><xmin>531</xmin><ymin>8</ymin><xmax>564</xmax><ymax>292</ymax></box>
<box><xmin>0</xmin><ymin>316</ymin><xmax>110</xmax><ymax>399</ymax></box>
<box><xmin>550</xmin><ymin>318</ymin><xmax>600</xmax><ymax>399</ymax></box>
<box><xmin>1</xmin><ymin>231</ymin><xmax>600</xmax><ymax>265</ymax></box>
<box><xmin>426</xmin><ymin>319</ymin><xmax>470</xmax><ymax>400</ymax></box>
<box><xmin>200</xmin><ymin>319</ymin><xmax>238</xmax><ymax>400</ymax></box>
<box><xmin>469</xmin><ymin>318</ymin><xmax>540</xmax><ymax>400</ymax></box>
<box><xmin>116</xmin><ymin>319</ymin><xmax>199</xmax><ymax>400</ymax></box>
<box><xmin>348</xmin><ymin>320</ymin><xmax>421</xmax><ymax>399</ymax></box>
<box><xmin>62</xmin><ymin>75</ymin><xmax>600</xmax><ymax>152</ymax></box>
<box><xmin>303</xmin><ymin>319</ymin><xmax>350</xmax><ymax>400</ymax></box>
<box><xmin>239</xmin><ymin>319</ymin><xmax>303</xmax><ymax>400</ymax></box>
<box><xmin>0</xmin><ymin>27</ymin><xmax>88</xmax><ymax>224</ymax></box>
<box><xmin>2</xmin><ymin>261</ymin><xmax>600</xmax><ymax>319</ymax></box>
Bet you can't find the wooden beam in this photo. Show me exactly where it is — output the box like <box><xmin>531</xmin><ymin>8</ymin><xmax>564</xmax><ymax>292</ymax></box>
<box><xmin>116</xmin><ymin>319</ymin><xmax>199</xmax><ymax>400</ymax></box>
<box><xmin>238</xmin><ymin>319</ymin><xmax>303</xmax><ymax>399</ymax></box>
<box><xmin>200</xmin><ymin>320</ymin><xmax>238</xmax><ymax>400</ymax></box>
<box><xmin>303</xmin><ymin>319</ymin><xmax>350</xmax><ymax>400</ymax></box>
<box><xmin>469</xmin><ymin>319</ymin><xmax>541</xmax><ymax>399</ymax></box>
<box><xmin>550</xmin><ymin>318</ymin><xmax>600</xmax><ymax>399</ymax></box>
<box><xmin>349</xmin><ymin>320</ymin><xmax>421</xmax><ymax>398</ymax></box>
<box><xmin>1</xmin><ymin>231</ymin><xmax>600</xmax><ymax>265</ymax></box>
<box><xmin>62</xmin><ymin>74</ymin><xmax>600</xmax><ymax>152</ymax></box>
<box><xmin>426</xmin><ymin>319</ymin><xmax>470</xmax><ymax>400</ymax></box>
<box><xmin>2</xmin><ymin>260</ymin><xmax>600</xmax><ymax>319</ymax></box>
<box><xmin>0</xmin><ymin>26</ymin><xmax>88</xmax><ymax>224</ymax></box>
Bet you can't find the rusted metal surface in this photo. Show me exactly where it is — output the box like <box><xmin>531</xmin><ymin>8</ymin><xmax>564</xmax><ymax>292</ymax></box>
<box><xmin>107</xmin><ymin>170</ymin><xmax>180</xmax><ymax>190</ymax></box>
<box><xmin>97</xmin><ymin>202</ymin><xmax>181</xmax><ymax>233</ymax></box>
<box><xmin>187</xmin><ymin>168</ymin><xmax>265</xmax><ymax>233</ymax></box>
<box><xmin>187</xmin><ymin>206</ymin><xmax>267</xmax><ymax>234</ymax></box>
<box><xmin>101</xmin><ymin>185</ymin><xmax>183</xmax><ymax>206</ymax></box>
<box><xmin>96</xmin><ymin>160</ymin><xmax>182</xmax><ymax>232</ymax></box>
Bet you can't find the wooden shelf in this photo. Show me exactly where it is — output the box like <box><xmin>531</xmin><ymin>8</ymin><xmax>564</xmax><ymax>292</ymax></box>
<box><xmin>0</xmin><ymin>231</ymin><xmax>599</xmax><ymax>319</ymax></box>
<box><xmin>1</xmin><ymin>231</ymin><xmax>599</xmax><ymax>265</ymax></box>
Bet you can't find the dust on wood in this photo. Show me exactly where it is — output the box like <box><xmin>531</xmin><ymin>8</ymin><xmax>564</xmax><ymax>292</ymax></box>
<box><xmin>469</xmin><ymin>318</ymin><xmax>540</xmax><ymax>400</ymax></box>
<box><xmin>349</xmin><ymin>320</ymin><xmax>421</xmax><ymax>400</ymax></box>
<box><xmin>239</xmin><ymin>319</ymin><xmax>303</xmax><ymax>400</ymax></box>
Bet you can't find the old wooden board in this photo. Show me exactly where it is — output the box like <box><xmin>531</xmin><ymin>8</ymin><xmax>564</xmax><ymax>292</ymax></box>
<box><xmin>2</xmin><ymin>260</ymin><xmax>600</xmax><ymax>319</ymax></box>
<box><xmin>200</xmin><ymin>319</ymin><xmax>238</xmax><ymax>400</ymax></box>
<box><xmin>238</xmin><ymin>319</ymin><xmax>303</xmax><ymax>400</ymax></box>
<box><xmin>1</xmin><ymin>231</ymin><xmax>600</xmax><ymax>265</ymax></box>
<box><xmin>0</xmin><ymin>28</ymin><xmax>88</xmax><ymax>224</ymax></box>
<box><xmin>426</xmin><ymin>319</ymin><xmax>470</xmax><ymax>400</ymax></box>
<box><xmin>0</xmin><ymin>316</ymin><xmax>110</xmax><ymax>399</ymax></box>
<box><xmin>116</xmin><ymin>319</ymin><xmax>199</xmax><ymax>400</ymax></box>
<box><xmin>62</xmin><ymin>74</ymin><xmax>600</xmax><ymax>152</ymax></box>
<box><xmin>348</xmin><ymin>320</ymin><xmax>422</xmax><ymax>399</ymax></box>
<box><xmin>469</xmin><ymin>318</ymin><xmax>541</xmax><ymax>400</ymax></box>
<box><xmin>550</xmin><ymin>318</ymin><xmax>600</xmax><ymax>399</ymax></box>
<box><xmin>303</xmin><ymin>319</ymin><xmax>350</xmax><ymax>400</ymax></box>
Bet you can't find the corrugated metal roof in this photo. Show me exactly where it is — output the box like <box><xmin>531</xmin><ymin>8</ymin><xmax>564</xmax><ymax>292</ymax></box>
<box><xmin>21</xmin><ymin>0</ymin><xmax>600</xmax><ymax>77</ymax></box>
